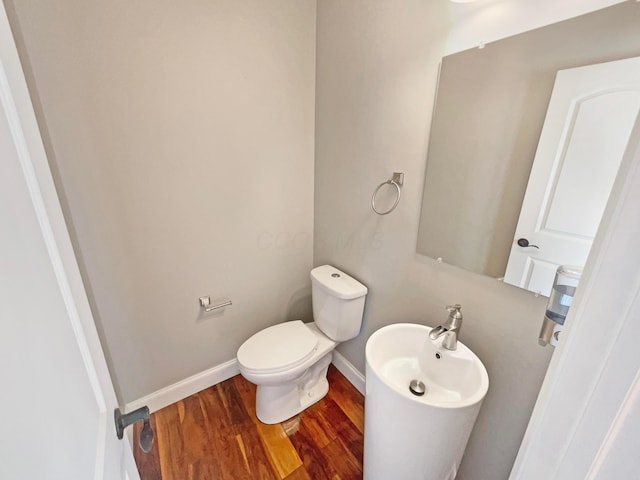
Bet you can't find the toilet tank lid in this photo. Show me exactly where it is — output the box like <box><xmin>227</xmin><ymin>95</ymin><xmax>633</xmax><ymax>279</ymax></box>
<box><xmin>310</xmin><ymin>265</ymin><xmax>368</xmax><ymax>300</ymax></box>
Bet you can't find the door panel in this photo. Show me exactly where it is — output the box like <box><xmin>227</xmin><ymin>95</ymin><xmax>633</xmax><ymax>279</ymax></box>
<box><xmin>504</xmin><ymin>56</ymin><xmax>640</xmax><ymax>295</ymax></box>
<box><xmin>0</xmin><ymin>95</ymin><xmax>101</xmax><ymax>478</ymax></box>
<box><xmin>544</xmin><ymin>91</ymin><xmax>640</xmax><ymax>237</ymax></box>
<box><xmin>521</xmin><ymin>257</ymin><xmax>560</xmax><ymax>296</ymax></box>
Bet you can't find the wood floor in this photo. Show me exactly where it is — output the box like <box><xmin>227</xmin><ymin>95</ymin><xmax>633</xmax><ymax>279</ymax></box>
<box><xmin>133</xmin><ymin>365</ymin><xmax>365</xmax><ymax>479</ymax></box>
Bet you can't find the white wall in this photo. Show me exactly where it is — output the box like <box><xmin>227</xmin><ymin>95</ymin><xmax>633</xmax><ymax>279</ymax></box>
<box><xmin>7</xmin><ymin>0</ymin><xmax>317</xmax><ymax>403</ymax></box>
<box><xmin>445</xmin><ymin>0</ymin><xmax>624</xmax><ymax>54</ymax></box>
<box><xmin>315</xmin><ymin>1</ymin><xmax>626</xmax><ymax>479</ymax></box>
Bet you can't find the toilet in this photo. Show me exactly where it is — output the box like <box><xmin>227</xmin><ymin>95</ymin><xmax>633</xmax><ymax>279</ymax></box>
<box><xmin>237</xmin><ymin>264</ymin><xmax>368</xmax><ymax>424</ymax></box>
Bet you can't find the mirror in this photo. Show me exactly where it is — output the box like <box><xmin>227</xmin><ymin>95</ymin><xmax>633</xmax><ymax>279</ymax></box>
<box><xmin>417</xmin><ymin>2</ymin><xmax>640</xmax><ymax>296</ymax></box>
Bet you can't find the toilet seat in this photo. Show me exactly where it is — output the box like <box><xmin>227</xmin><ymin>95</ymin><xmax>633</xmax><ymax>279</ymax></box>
<box><xmin>237</xmin><ymin>320</ymin><xmax>318</xmax><ymax>374</ymax></box>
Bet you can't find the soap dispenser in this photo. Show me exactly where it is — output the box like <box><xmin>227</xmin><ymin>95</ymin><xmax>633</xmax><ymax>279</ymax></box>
<box><xmin>539</xmin><ymin>265</ymin><xmax>583</xmax><ymax>347</ymax></box>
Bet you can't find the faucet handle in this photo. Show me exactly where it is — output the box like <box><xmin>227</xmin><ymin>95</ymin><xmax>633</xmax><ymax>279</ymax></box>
<box><xmin>446</xmin><ymin>304</ymin><xmax>463</xmax><ymax>321</ymax></box>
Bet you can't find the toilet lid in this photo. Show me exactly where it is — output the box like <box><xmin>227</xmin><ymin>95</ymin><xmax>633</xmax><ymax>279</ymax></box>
<box><xmin>237</xmin><ymin>320</ymin><xmax>318</xmax><ymax>373</ymax></box>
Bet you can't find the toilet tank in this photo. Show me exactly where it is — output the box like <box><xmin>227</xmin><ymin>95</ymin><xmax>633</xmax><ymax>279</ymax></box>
<box><xmin>310</xmin><ymin>265</ymin><xmax>368</xmax><ymax>342</ymax></box>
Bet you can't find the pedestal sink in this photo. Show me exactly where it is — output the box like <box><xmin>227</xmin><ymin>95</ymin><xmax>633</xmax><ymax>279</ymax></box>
<box><xmin>363</xmin><ymin>323</ymin><xmax>489</xmax><ymax>480</ymax></box>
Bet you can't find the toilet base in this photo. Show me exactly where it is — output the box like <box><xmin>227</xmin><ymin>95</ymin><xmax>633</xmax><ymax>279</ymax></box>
<box><xmin>255</xmin><ymin>352</ymin><xmax>333</xmax><ymax>424</ymax></box>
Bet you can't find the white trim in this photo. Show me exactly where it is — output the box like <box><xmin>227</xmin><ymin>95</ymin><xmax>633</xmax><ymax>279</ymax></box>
<box><xmin>332</xmin><ymin>350</ymin><xmax>366</xmax><ymax>395</ymax></box>
<box><xmin>125</xmin><ymin>352</ymin><xmax>367</xmax><ymax>414</ymax></box>
<box><xmin>125</xmin><ymin>359</ymin><xmax>240</xmax><ymax>413</ymax></box>
<box><xmin>587</xmin><ymin>367</ymin><xmax>640</xmax><ymax>478</ymax></box>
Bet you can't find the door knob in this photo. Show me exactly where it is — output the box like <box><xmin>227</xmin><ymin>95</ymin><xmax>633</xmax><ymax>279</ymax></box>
<box><xmin>517</xmin><ymin>238</ymin><xmax>539</xmax><ymax>249</ymax></box>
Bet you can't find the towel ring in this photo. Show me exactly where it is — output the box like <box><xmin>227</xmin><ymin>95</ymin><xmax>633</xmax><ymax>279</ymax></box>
<box><xmin>371</xmin><ymin>172</ymin><xmax>404</xmax><ymax>215</ymax></box>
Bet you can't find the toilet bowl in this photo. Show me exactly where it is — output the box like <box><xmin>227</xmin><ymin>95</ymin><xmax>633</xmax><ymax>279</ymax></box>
<box><xmin>237</xmin><ymin>265</ymin><xmax>367</xmax><ymax>424</ymax></box>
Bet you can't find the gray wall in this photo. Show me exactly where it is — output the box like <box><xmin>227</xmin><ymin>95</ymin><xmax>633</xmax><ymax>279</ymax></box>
<box><xmin>7</xmin><ymin>0</ymin><xmax>317</xmax><ymax>403</ymax></box>
<box><xmin>314</xmin><ymin>1</ymin><xmax>557</xmax><ymax>479</ymax></box>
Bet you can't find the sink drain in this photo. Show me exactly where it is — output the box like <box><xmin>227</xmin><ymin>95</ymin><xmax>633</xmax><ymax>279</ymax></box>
<box><xmin>409</xmin><ymin>379</ymin><xmax>426</xmax><ymax>396</ymax></box>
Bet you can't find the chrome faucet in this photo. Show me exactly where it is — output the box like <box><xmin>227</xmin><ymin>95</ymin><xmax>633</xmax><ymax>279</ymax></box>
<box><xmin>429</xmin><ymin>304</ymin><xmax>463</xmax><ymax>351</ymax></box>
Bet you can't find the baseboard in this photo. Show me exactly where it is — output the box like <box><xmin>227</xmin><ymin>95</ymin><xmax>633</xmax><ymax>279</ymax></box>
<box><xmin>125</xmin><ymin>358</ymin><xmax>240</xmax><ymax>414</ymax></box>
<box><xmin>124</xmin><ymin>351</ymin><xmax>365</xmax><ymax>414</ymax></box>
<box><xmin>332</xmin><ymin>350</ymin><xmax>366</xmax><ymax>395</ymax></box>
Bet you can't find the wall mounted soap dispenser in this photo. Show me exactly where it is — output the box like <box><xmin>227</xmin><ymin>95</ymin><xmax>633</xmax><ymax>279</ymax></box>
<box><xmin>539</xmin><ymin>266</ymin><xmax>583</xmax><ymax>347</ymax></box>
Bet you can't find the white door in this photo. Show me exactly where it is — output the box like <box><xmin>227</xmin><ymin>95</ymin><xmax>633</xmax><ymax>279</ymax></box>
<box><xmin>0</xmin><ymin>4</ymin><xmax>139</xmax><ymax>479</ymax></box>
<box><xmin>503</xmin><ymin>56</ymin><xmax>640</xmax><ymax>296</ymax></box>
<box><xmin>510</xmin><ymin>115</ymin><xmax>640</xmax><ymax>479</ymax></box>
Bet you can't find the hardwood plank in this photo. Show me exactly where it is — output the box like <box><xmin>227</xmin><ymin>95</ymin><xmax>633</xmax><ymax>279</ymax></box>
<box><xmin>218</xmin><ymin>378</ymin><xmax>251</xmax><ymax>425</ymax></box>
<box><xmin>133</xmin><ymin>414</ymin><xmax>162</xmax><ymax>480</ymax></box>
<box><xmin>288</xmin><ymin>395</ymin><xmax>363</xmax><ymax>479</ymax></box>
<box><xmin>295</xmin><ymin>402</ymin><xmax>337</xmax><ymax>448</ymax></box>
<box><xmin>154</xmin><ymin>402</ymin><xmax>187</xmax><ymax>480</ymax></box>
<box><xmin>327</xmin><ymin>365</ymin><xmax>365</xmax><ymax>434</ymax></box>
<box><xmin>320</xmin><ymin>396</ymin><xmax>364</xmax><ymax>466</ymax></box>
<box><xmin>235</xmin><ymin>433</ymin><xmax>251</xmax><ymax>471</ymax></box>
<box><xmin>321</xmin><ymin>437</ymin><xmax>363</xmax><ymax>480</ymax></box>
<box><xmin>221</xmin><ymin>381</ymin><xmax>279</xmax><ymax>480</ymax></box>
<box><xmin>233</xmin><ymin>429</ymin><xmax>279</xmax><ymax>480</ymax></box>
<box><xmin>179</xmin><ymin>395</ymin><xmax>213</xmax><ymax>466</ymax></box>
<box><xmin>197</xmin><ymin>387</ymin><xmax>256</xmax><ymax>479</ymax></box>
<box><xmin>135</xmin><ymin>367</ymin><xmax>364</xmax><ymax>480</ymax></box>
<box><xmin>287</xmin><ymin>416</ymin><xmax>336</xmax><ymax>480</ymax></box>
<box><xmin>188</xmin><ymin>458</ymin><xmax>218</xmax><ymax>479</ymax></box>
<box><xmin>283</xmin><ymin>466</ymin><xmax>313</xmax><ymax>480</ymax></box>
<box><xmin>232</xmin><ymin>375</ymin><xmax>304</xmax><ymax>478</ymax></box>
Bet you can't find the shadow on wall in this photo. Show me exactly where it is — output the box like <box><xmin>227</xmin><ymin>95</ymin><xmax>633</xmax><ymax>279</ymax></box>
<box><xmin>287</xmin><ymin>286</ymin><xmax>313</xmax><ymax>322</ymax></box>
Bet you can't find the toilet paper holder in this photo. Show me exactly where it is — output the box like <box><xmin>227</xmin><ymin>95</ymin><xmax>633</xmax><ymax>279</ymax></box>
<box><xmin>199</xmin><ymin>296</ymin><xmax>232</xmax><ymax>312</ymax></box>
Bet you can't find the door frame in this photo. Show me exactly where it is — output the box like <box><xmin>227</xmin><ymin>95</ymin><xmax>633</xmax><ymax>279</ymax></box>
<box><xmin>510</xmin><ymin>114</ymin><xmax>640</xmax><ymax>478</ymax></box>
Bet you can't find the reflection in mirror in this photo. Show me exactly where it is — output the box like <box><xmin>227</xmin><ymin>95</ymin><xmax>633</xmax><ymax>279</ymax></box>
<box><xmin>502</xmin><ymin>56</ymin><xmax>640</xmax><ymax>295</ymax></box>
<box><xmin>417</xmin><ymin>2</ymin><xmax>640</xmax><ymax>296</ymax></box>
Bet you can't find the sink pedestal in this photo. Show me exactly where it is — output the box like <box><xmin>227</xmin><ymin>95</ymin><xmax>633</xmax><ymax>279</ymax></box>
<box><xmin>364</xmin><ymin>362</ymin><xmax>483</xmax><ymax>479</ymax></box>
<box><xmin>363</xmin><ymin>323</ymin><xmax>488</xmax><ymax>480</ymax></box>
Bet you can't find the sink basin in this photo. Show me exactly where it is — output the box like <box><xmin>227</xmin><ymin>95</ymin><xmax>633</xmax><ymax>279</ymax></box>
<box><xmin>363</xmin><ymin>323</ymin><xmax>489</xmax><ymax>480</ymax></box>
<box><xmin>368</xmin><ymin>322</ymin><xmax>488</xmax><ymax>408</ymax></box>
